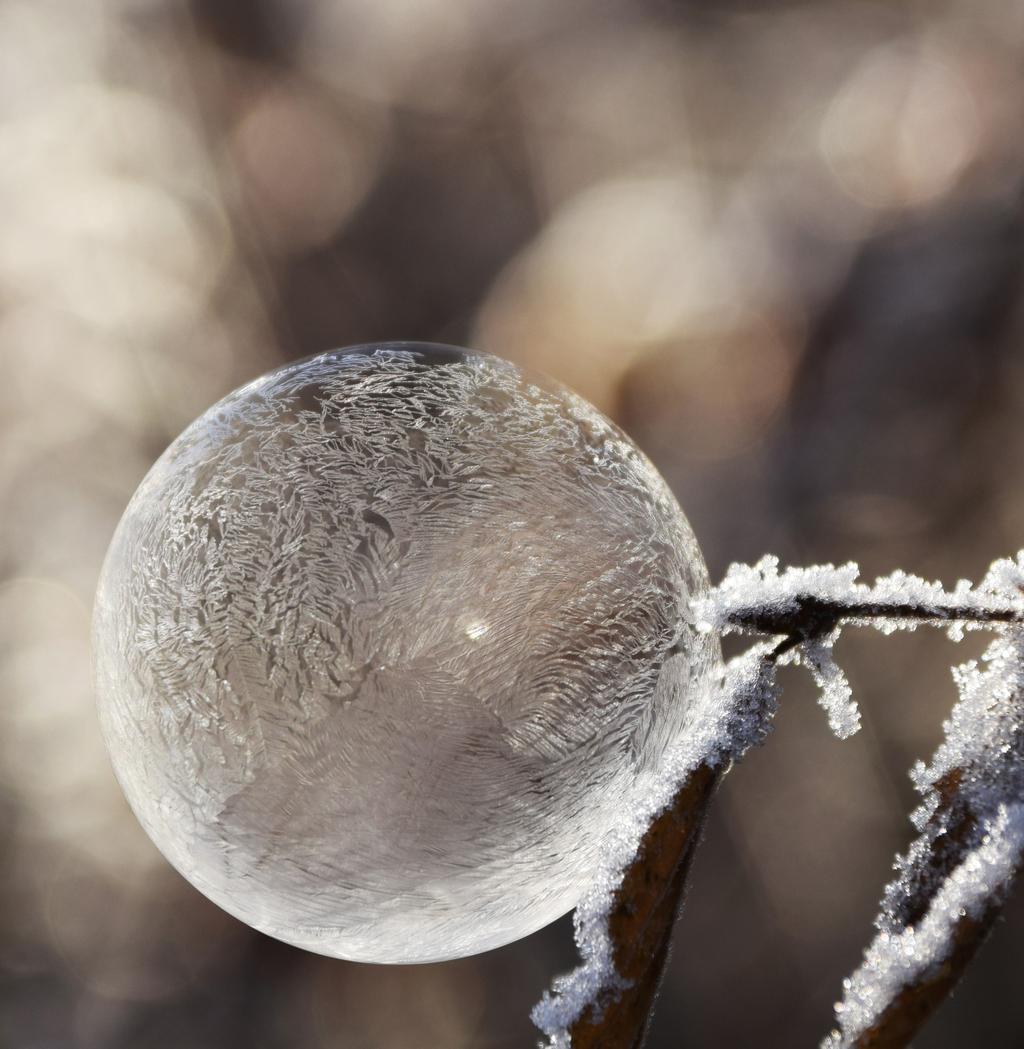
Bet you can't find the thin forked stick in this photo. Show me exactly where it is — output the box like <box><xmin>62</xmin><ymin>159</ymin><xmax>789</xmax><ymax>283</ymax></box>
<box><xmin>534</xmin><ymin>555</ymin><xmax>1024</xmax><ymax>1049</ymax></box>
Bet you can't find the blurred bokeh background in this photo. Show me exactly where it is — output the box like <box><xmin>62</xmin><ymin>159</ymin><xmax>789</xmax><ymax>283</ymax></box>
<box><xmin>3</xmin><ymin>0</ymin><xmax>1024</xmax><ymax>1046</ymax></box>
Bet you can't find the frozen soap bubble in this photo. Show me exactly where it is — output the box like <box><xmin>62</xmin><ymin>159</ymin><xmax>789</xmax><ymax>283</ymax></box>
<box><xmin>93</xmin><ymin>343</ymin><xmax>718</xmax><ymax>963</ymax></box>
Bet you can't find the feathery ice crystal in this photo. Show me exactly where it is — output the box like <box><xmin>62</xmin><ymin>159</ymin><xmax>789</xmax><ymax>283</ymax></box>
<box><xmin>92</xmin><ymin>343</ymin><xmax>720</xmax><ymax>963</ymax></box>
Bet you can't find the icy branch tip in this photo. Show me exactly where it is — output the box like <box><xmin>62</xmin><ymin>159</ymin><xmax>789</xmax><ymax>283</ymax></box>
<box><xmin>694</xmin><ymin>552</ymin><xmax>1024</xmax><ymax>641</ymax></box>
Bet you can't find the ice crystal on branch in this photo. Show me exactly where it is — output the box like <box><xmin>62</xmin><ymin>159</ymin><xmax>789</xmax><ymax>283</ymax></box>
<box><xmin>701</xmin><ymin>553</ymin><xmax>1024</xmax><ymax>640</ymax></box>
<box><xmin>824</xmin><ymin>556</ymin><xmax>1024</xmax><ymax>1048</ymax></box>
<box><xmin>532</xmin><ymin>644</ymin><xmax>782</xmax><ymax>1047</ymax></box>
<box><xmin>536</xmin><ymin>552</ymin><xmax>1024</xmax><ymax>1049</ymax></box>
<box><xmin>697</xmin><ymin>553</ymin><xmax>1024</xmax><ymax>740</ymax></box>
<box><xmin>823</xmin><ymin>802</ymin><xmax>1024</xmax><ymax>1049</ymax></box>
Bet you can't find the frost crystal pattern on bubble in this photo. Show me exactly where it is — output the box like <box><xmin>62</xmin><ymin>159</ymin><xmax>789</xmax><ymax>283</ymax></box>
<box><xmin>92</xmin><ymin>343</ymin><xmax>719</xmax><ymax>963</ymax></box>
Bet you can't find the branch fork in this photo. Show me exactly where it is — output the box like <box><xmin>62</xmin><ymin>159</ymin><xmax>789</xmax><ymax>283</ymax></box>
<box><xmin>534</xmin><ymin>553</ymin><xmax>1024</xmax><ymax>1049</ymax></box>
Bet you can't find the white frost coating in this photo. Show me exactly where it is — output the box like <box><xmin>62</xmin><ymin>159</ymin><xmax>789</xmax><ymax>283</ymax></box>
<box><xmin>696</xmin><ymin>555</ymin><xmax>861</xmax><ymax>633</ymax></box>
<box><xmin>536</xmin><ymin>552</ymin><xmax>1024</xmax><ymax>1048</ymax></box>
<box><xmin>797</xmin><ymin>635</ymin><xmax>859</xmax><ymax>739</ymax></box>
<box><xmin>532</xmin><ymin>643</ymin><xmax>781</xmax><ymax>1045</ymax></box>
<box><xmin>824</xmin><ymin>554</ymin><xmax>1024</xmax><ymax>1047</ymax></box>
<box><xmin>822</xmin><ymin>804</ymin><xmax>1024</xmax><ymax>1049</ymax></box>
<box><xmin>695</xmin><ymin>553</ymin><xmax>1024</xmax><ymax>740</ymax></box>
<box><xmin>911</xmin><ymin>633</ymin><xmax>1024</xmax><ymax>832</ymax></box>
<box><xmin>699</xmin><ymin>554</ymin><xmax>1024</xmax><ymax>637</ymax></box>
<box><xmin>697</xmin><ymin>556</ymin><xmax>866</xmax><ymax>740</ymax></box>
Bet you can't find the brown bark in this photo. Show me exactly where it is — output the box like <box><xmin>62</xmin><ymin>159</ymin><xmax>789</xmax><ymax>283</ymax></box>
<box><xmin>566</xmin><ymin>762</ymin><xmax>720</xmax><ymax>1049</ymax></box>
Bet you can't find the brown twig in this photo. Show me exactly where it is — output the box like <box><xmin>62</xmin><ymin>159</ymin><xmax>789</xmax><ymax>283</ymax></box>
<box><xmin>837</xmin><ymin>765</ymin><xmax>1017</xmax><ymax>1049</ymax></box>
<box><xmin>537</xmin><ymin>565</ymin><xmax>1024</xmax><ymax>1049</ymax></box>
<box><xmin>726</xmin><ymin>594</ymin><xmax>1024</xmax><ymax>640</ymax></box>
<box><xmin>734</xmin><ymin>595</ymin><xmax>1024</xmax><ymax>1049</ymax></box>
<box><xmin>824</xmin><ymin>626</ymin><xmax>1024</xmax><ymax>1049</ymax></box>
<box><xmin>563</xmin><ymin>762</ymin><xmax>721</xmax><ymax>1049</ymax></box>
<box><xmin>844</xmin><ymin>901</ymin><xmax>1005</xmax><ymax>1049</ymax></box>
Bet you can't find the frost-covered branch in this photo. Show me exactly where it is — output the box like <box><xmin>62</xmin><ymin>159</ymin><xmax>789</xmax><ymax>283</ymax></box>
<box><xmin>823</xmin><ymin>598</ymin><xmax>1024</xmax><ymax>1045</ymax></box>
<box><xmin>698</xmin><ymin>556</ymin><xmax>1024</xmax><ymax>738</ymax></box>
<box><xmin>532</xmin><ymin>644</ymin><xmax>783</xmax><ymax>1047</ymax></box>
<box><xmin>533</xmin><ymin>553</ymin><xmax>1024</xmax><ymax>1049</ymax></box>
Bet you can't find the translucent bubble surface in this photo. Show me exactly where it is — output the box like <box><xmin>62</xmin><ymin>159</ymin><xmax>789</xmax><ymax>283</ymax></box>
<box><xmin>93</xmin><ymin>343</ymin><xmax>717</xmax><ymax>962</ymax></box>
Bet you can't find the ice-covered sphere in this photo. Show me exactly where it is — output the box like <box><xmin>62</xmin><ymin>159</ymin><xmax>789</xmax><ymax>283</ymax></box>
<box><xmin>93</xmin><ymin>343</ymin><xmax>718</xmax><ymax>963</ymax></box>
